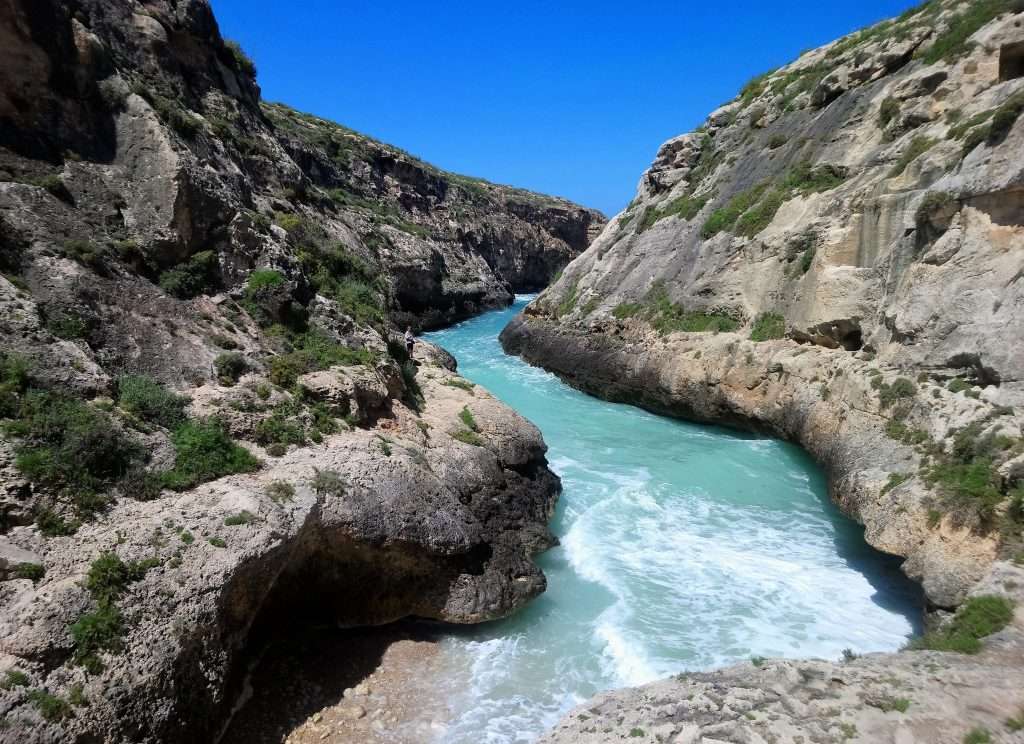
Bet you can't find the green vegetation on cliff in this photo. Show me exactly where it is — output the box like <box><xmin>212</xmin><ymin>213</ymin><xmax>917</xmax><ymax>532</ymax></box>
<box><xmin>910</xmin><ymin>595</ymin><xmax>1014</xmax><ymax>653</ymax></box>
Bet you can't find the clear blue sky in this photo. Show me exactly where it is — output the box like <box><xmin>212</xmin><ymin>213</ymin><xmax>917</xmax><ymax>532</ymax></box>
<box><xmin>209</xmin><ymin>0</ymin><xmax>919</xmax><ymax>216</ymax></box>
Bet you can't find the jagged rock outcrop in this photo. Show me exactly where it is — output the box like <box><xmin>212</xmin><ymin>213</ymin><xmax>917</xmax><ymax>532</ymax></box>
<box><xmin>0</xmin><ymin>351</ymin><xmax>559</xmax><ymax>742</ymax></box>
<box><xmin>541</xmin><ymin>565</ymin><xmax>1024</xmax><ymax>744</ymax></box>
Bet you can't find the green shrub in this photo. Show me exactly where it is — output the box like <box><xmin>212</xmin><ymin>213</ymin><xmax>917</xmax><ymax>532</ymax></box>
<box><xmin>881</xmin><ymin>473</ymin><xmax>910</xmax><ymax>495</ymax></box>
<box><xmin>612</xmin><ymin>302</ymin><xmax>644</xmax><ymax>319</ymax></box>
<box><xmin>879</xmin><ymin>97</ymin><xmax>900</xmax><ymax>128</ymax></box>
<box><xmin>9</xmin><ymin>391</ymin><xmax>142</xmax><ymax>503</ymax></box>
<box><xmin>963</xmin><ymin>728</ymin><xmax>991</xmax><ymax>744</ymax></box>
<box><xmin>266</xmin><ymin>442</ymin><xmax>287</xmax><ymax>457</ymax></box>
<box><xmin>920</xmin><ymin>0</ymin><xmax>1008</xmax><ymax>64</ymax></box>
<box><xmin>877</xmin><ymin>377</ymin><xmax>917</xmax><ymax>408</ymax></box>
<box><xmin>310</xmin><ymin>468</ymin><xmax>346</xmax><ymax>497</ymax></box>
<box><xmin>266</xmin><ymin>480</ymin><xmax>295</xmax><ymax>503</ymax></box>
<box><xmin>296</xmin><ymin>243</ymin><xmax>385</xmax><ymax>326</ymax></box>
<box><xmin>910</xmin><ymin>595</ymin><xmax>1014</xmax><ymax>654</ymax></box>
<box><xmin>27</xmin><ymin>690</ymin><xmax>72</xmax><ymax>722</ymax></box>
<box><xmin>86</xmin><ymin>552</ymin><xmax>158</xmax><ymax>604</ymax></box>
<box><xmin>948</xmin><ymin>377</ymin><xmax>972</xmax><ymax>394</ymax></box>
<box><xmin>1</xmin><ymin>670</ymin><xmax>29</xmax><ymax>689</ymax></box>
<box><xmin>638</xmin><ymin>192</ymin><xmax>712</xmax><ymax>232</ymax></box>
<box><xmin>0</xmin><ymin>352</ymin><xmax>30</xmax><ymax>418</ymax></box>
<box><xmin>768</xmin><ymin>134</ymin><xmax>787</xmax><ymax>149</ymax></box>
<box><xmin>246</xmin><ymin>269</ymin><xmax>285</xmax><ymax>292</ymax></box>
<box><xmin>28</xmin><ymin>174</ymin><xmax>72</xmax><ymax>202</ymax></box>
<box><xmin>872</xmin><ymin>697</ymin><xmax>910</xmax><ymax>713</ymax></box>
<box><xmin>749</xmin><ymin>312</ymin><xmax>786</xmax><ymax>341</ymax></box>
<box><xmin>557</xmin><ymin>280</ymin><xmax>579</xmax><ymax>317</ymax></box>
<box><xmin>14</xmin><ymin>562</ymin><xmax>45</xmax><ymax>582</ymax></box>
<box><xmin>781</xmin><ymin>161</ymin><xmax>846</xmax><ymax>195</ymax></box>
<box><xmin>224</xmin><ymin>510</ymin><xmax>256</xmax><ymax>526</ymax></box>
<box><xmin>735</xmin><ymin>187</ymin><xmax>785</xmax><ymax>237</ymax></box>
<box><xmin>70</xmin><ymin>599</ymin><xmax>124</xmax><ymax>673</ymax></box>
<box><xmin>459</xmin><ymin>406</ymin><xmax>479</xmax><ymax>432</ymax></box>
<box><xmin>644</xmin><ymin>284</ymin><xmax>738</xmax><ymax>335</ymax></box>
<box><xmin>224</xmin><ymin>39</ymin><xmax>257</xmax><ymax>77</ymax></box>
<box><xmin>266</xmin><ymin>330</ymin><xmax>376</xmax><ymax>387</ymax></box>
<box><xmin>443</xmin><ymin>377</ymin><xmax>475</xmax><ymax>392</ymax></box>
<box><xmin>116</xmin><ymin>375</ymin><xmax>188</xmax><ymax>429</ymax></box>
<box><xmin>160</xmin><ymin>418</ymin><xmax>259</xmax><ymax>491</ymax></box>
<box><xmin>35</xmin><ymin>508</ymin><xmax>77</xmax><ymax>537</ymax></box>
<box><xmin>988</xmin><ymin>90</ymin><xmax>1024</xmax><ymax>144</ymax></box>
<box><xmin>702</xmin><ymin>183</ymin><xmax>770</xmax><ymax>239</ymax></box>
<box><xmin>60</xmin><ymin>239</ymin><xmax>108</xmax><ymax>270</ymax></box>
<box><xmin>452</xmin><ymin>429</ymin><xmax>484</xmax><ymax>446</ymax></box>
<box><xmin>209</xmin><ymin>537</ymin><xmax>227</xmax><ymax>548</ymax></box>
<box><xmin>158</xmin><ymin>251</ymin><xmax>218</xmax><ymax>299</ymax></box>
<box><xmin>915</xmin><ymin>191</ymin><xmax>956</xmax><ymax>232</ymax></box>
<box><xmin>47</xmin><ymin>311</ymin><xmax>89</xmax><ymax>340</ymax></box>
<box><xmin>889</xmin><ymin>136</ymin><xmax>936</xmax><ymax>177</ymax></box>
<box><xmin>214</xmin><ymin>352</ymin><xmax>249</xmax><ymax>385</ymax></box>
<box><xmin>253</xmin><ymin>411</ymin><xmax>306</xmax><ymax>446</ymax></box>
<box><xmin>68</xmin><ymin>683</ymin><xmax>87</xmax><ymax>707</ymax></box>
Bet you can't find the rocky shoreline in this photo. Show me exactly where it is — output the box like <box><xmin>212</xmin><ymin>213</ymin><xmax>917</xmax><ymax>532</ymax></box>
<box><xmin>0</xmin><ymin>343</ymin><xmax>560</xmax><ymax>742</ymax></box>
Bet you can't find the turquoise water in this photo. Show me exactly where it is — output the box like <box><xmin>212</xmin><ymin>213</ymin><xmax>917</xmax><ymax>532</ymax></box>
<box><xmin>422</xmin><ymin>296</ymin><xmax>921</xmax><ymax>743</ymax></box>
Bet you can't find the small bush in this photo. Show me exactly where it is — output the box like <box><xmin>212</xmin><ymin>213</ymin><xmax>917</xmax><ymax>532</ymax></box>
<box><xmin>612</xmin><ymin>302</ymin><xmax>643</xmax><ymax>320</ymax></box>
<box><xmin>27</xmin><ymin>690</ymin><xmax>72</xmax><ymax>722</ymax></box>
<box><xmin>1</xmin><ymin>670</ymin><xmax>30</xmax><ymax>689</ymax></box>
<box><xmin>214</xmin><ymin>352</ymin><xmax>249</xmax><ymax>385</ymax></box>
<box><xmin>920</xmin><ymin>0</ymin><xmax>1008</xmax><ymax>64</ymax></box>
<box><xmin>266</xmin><ymin>330</ymin><xmax>376</xmax><ymax>387</ymax></box>
<box><xmin>68</xmin><ymin>683</ymin><xmax>87</xmax><ymax>707</ymax></box>
<box><xmin>266</xmin><ymin>442</ymin><xmax>287</xmax><ymax>457</ymax></box>
<box><xmin>117</xmin><ymin>375</ymin><xmax>188</xmax><ymax>429</ymax></box>
<box><xmin>881</xmin><ymin>473</ymin><xmax>910</xmax><ymax>495</ymax></box>
<box><xmin>310</xmin><ymin>468</ymin><xmax>346</xmax><ymax>497</ymax></box>
<box><xmin>10</xmin><ymin>391</ymin><xmax>143</xmax><ymax>503</ymax></box>
<box><xmin>61</xmin><ymin>239</ymin><xmax>107</xmax><ymax>269</ymax></box>
<box><xmin>224</xmin><ymin>510</ymin><xmax>256</xmax><ymax>526</ymax></box>
<box><xmin>889</xmin><ymin>136</ymin><xmax>936</xmax><ymax>177</ymax></box>
<box><xmin>246</xmin><ymin>269</ymin><xmax>285</xmax><ymax>292</ymax></box>
<box><xmin>0</xmin><ymin>352</ymin><xmax>30</xmax><ymax>418</ymax></box>
<box><xmin>209</xmin><ymin>537</ymin><xmax>227</xmax><ymax>548</ymax></box>
<box><xmin>253</xmin><ymin>411</ymin><xmax>305</xmax><ymax>446</ymax></box>
<box><xmin>14</xmin><ymin>562</ymin><xmax>45</xmax><ymax>582</ymax></box>
<box><xmin>458</xmin><ymin>406</ymin><xmax>479</xmax><ymax>432</ymax></box>
<box><xmin>879</xmin><ymin>97</ymin><xmax>900</xmax><ymax>128</ymax></box>
<box><xmin>70</xmin><ymin>601</ymin><xmax>124</xmax><ymax>673</ymax></box>
<box><xmin>749</xmin><ymin>312</ymin><xmax>785</xmax><ymax>342</ymax></box>
<box><xmin>877</xmin><ymin>377</ymin><xmax>917</xmax><ymax>408</ymax></box>
<box><xmin>224</xmin><ymin>39</ymin><xmax>257</xmax><ymax>78</ymax></box>
<box><xmin>36</xmin><ymin>508</ymin><xmax>77</xmax><ymax>537</ymax></box>
<box><xmin>910</xmin><ymin>595</ymin><xmax>1014</xmax><ymax>654</ymax></box>
<box><xmin>161</xmin><ymin>418</ymin><xmax>259</xmax><ymax>491</ymax></box>
<box><xmin>443</xmin><ymin>377</ymin><xmax>475</xmax><ymax>392</ymax></box>
<box><xmin>158</xmin><ymin>251</ymin><xmax>218</xmax><ymax>299</ymax></box>
<box><xmin>963</xmin><ymin>728</ymin><xmax>991</xmax><ymax>744</ymax></box>
<box><xmin>265</xmin><ymin>480</ymin><xmax>295</xmax><ymax>503</ymax></box>
<box><xmin>86</xmin><ymin>552</ymin><xmax>157</xmax><ymax>604</ymax></box>
<box><xmin>452</xmin><ymin>429</ymin><xmax>484</xmax><ymax>446</ymax></box>
<box><xmin>47</xmin><ymin>311</ymin><xmax>89</xmax><ymax>340</ymax></box>
<box><xmin>948</xmin><ymin>377</ymin><xmax>972</xmax><ymax>394</ymax></box>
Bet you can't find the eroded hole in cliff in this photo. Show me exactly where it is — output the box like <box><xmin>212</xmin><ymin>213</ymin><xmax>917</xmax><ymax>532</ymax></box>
<box><xmin>213</xmin><ymin>531</ymin><xmax>492</xmax><ymax>743</ymax></box>
<box><xmin>999</xmin><ymin>40</ymin><xmax>1024</xmax><ymax>81</ymax></box>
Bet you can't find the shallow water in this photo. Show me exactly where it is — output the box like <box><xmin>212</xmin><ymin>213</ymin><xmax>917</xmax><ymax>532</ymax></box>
<box><xmin>422</xmin><ymin>296</ymin><xmax>921</xmax><ymax>743</ymax></box>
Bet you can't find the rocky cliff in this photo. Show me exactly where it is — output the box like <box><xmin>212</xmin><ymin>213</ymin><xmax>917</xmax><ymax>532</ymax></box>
<box><xmin>504</xmin><ymin>0</ymin><xmax>1024</xmax><ymax>740</ymax></box>
<box><xmin>0</xmin><ymin>0</ymin><xmax>586</xmax><ymax>739</ymax></box>
<box><xmin>505</xmin><ymin>0</ymin><xmax>1024</xmax><ymax>609</ymax></box>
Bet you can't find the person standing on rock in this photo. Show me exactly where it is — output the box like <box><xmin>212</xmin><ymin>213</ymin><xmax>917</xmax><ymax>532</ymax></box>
<box><xmin>405</xmin><ymin>326</ymin><xmax>416</xmax><ymax>356</ymax></box>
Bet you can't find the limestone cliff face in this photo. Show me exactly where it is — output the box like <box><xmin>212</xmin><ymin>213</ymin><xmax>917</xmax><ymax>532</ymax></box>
<box><xmin>0</xmin><ymin>0</ymin><xmax>573</xmax><ymax>739</ymax></box>
<box><xmin>506</xmin><ymin>0</ymin><xmax>1024</xmax><ymax>609</ymax></box>
<box><xmin>0</xmin><ymin>0</ymin><xmax>603</xmax><ymax>335</ymax></box>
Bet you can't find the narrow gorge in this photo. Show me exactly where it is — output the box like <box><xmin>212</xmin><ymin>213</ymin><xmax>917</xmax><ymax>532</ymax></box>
<box><xmin>2</xmin><ymin>0</ymin><xmax>1024</xmax><ymax>743</ymax></box>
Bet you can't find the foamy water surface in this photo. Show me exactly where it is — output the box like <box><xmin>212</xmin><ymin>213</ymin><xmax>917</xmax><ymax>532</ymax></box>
<box><xmin>422</xmin><ymin>297</ymin><xmax>920</xmax><ymax>743</ymax></box>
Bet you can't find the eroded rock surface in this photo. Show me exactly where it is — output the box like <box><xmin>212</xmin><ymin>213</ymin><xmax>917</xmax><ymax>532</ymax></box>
<box><xmin>507</xmin><ymin>1</ymin><xmax>1024</xmax><ymax>741</ymax></box>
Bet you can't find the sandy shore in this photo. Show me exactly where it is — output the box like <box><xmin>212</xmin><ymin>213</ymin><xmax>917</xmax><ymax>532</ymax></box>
<box><xmin>221</xmin><ymin>621</ymin><xmax>456</xmax><ymax>744</ymax></box>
